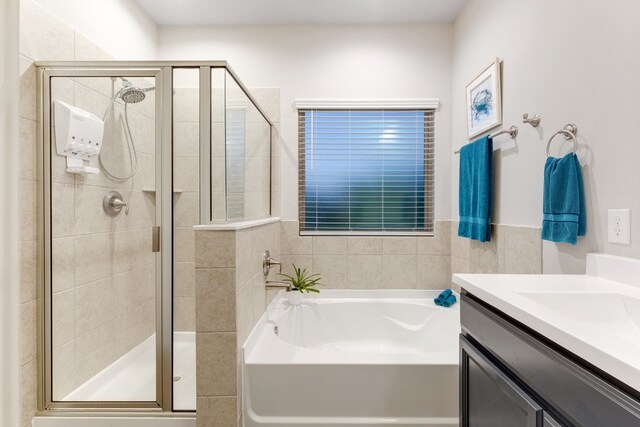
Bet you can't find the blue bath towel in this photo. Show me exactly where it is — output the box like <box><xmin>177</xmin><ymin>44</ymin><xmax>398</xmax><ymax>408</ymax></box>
<box><xmin>434</xmin><ymin>288</ymin><xmax>452</xmax><ymax>305</ymax></box>
<box><xmin>542</xmin><ymin>153</ymin><xmax>586</xmax><ymax>245</ymax></box>
<box><xmin>458</xmin><ymin>136</ymin><xmax>494</xmax><ymax>242</ymax></box>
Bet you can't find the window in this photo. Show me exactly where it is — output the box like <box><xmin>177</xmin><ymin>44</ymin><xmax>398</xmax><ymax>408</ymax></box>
<box><xmin>298</xmin><ymin>108</ymin><xmax>434</xmax><ymax>234</ymax></box>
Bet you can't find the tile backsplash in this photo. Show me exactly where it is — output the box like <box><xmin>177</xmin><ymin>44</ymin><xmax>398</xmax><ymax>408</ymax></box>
<box><xmin>280</xmin><ymin>220</ymin><xmax>452</xmax><ymax>291</ymax></box>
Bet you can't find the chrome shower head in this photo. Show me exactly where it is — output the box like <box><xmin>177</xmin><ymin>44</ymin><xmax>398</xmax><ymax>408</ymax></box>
<box><xmin>120</xmin><ymin>86</ymin><xmax>146</xmax><ymax>104</ymax></box>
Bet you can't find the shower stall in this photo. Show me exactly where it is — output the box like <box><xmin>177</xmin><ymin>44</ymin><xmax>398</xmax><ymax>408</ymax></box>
<box><xmin>37</xmin><ymin>62</ymin><xmax>273</xmax><ymax>414</ymax></box>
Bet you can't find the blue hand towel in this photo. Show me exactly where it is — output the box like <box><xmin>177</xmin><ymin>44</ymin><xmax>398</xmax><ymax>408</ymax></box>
<box><xmin>458</xmin><ymin>136</ymin><xmax>494</xmax><ymax>242</ymax></box>
<box><xmin>434</xmin><ymin>288</ymin><xmax>453</xmax><ymax>305</ymax></box>
<box><xmin>542</xmin><ymin>153</ymin><xmax>586</xmax><ymax>245</ymax></box>
<box><xmin>440</xmin><ymin>294</ymin><xmax>457</xmax><ymax>308</ymax></box>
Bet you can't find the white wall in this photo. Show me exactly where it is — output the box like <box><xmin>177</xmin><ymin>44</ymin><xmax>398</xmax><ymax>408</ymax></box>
<box><xmin>159</xmin><ymin>24</ymin><xmax>454</xmax><ymax>220</ymax></box>
<box><xmin>31</xmin><ymin>0</ymin><xmax>158</xmax><ymax>59</ymax></box>
<box><xmin>1</xmin><ymin>0</ymin><xmax>21</xmax><ymax>424</ymax></box>
<box><xmin>452</xmin><ymin>0</ymin><xmax>640</xmax><ymax>273</ymax></box>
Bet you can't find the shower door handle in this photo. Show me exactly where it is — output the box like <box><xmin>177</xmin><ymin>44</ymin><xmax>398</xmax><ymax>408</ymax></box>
<box><xmin>152</xmin><ymin>226</ymin><xmax>160</xmax><ymax>252</ymax></box>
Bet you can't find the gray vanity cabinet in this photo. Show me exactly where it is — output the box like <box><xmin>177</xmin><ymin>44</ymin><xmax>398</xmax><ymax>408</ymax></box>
<box><xmin>460</xmin><ymin>293</ymin><xmax>640</xmax><ymax>427</ymax></box>
<box><xmin>461</xmin><ymin>335</ymin><xmax>542</xmax><ymax>426</ymax></box>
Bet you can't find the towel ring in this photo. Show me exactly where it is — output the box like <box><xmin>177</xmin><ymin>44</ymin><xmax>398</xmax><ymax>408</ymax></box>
<box><xmin>546</xmin><ymin>124</ymin><xmax>578</xmax><ymax>157</ymax></box>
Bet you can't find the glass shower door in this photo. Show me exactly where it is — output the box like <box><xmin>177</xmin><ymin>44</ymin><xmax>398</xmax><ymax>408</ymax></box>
<box><xmin>46</xmin><ymin>70</ymin><xmax>163</xmax><ymax>406</ymax></box>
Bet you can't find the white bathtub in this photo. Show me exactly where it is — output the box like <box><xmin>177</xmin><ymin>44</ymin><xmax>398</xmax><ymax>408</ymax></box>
<box><xmin>243</xmin><ymin>290</ymin><xmax>460</xmax><ymax>427</ymax></box>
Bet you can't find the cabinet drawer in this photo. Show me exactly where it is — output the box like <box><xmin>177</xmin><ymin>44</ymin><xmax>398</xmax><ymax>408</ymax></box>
<box><xmin>461</xmin><ymin>294</ymin><xmax>640</xmax><ymax>427</ymax></box>
<box><xmin>461</xmin><ymin>335</ymin><xmax>543</xmax><ymax>426</ymax></box>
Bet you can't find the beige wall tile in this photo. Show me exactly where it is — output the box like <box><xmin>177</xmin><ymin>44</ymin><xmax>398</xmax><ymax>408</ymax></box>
<box><xmin>51</xmin><ymin>182</ymin><xmax>75</xmax><ymax>237</ymax></box>
<box><xmin>280</xmin><ymin>220</ymin><xmax>311</xmax><ymax>255</ymax></box>
<box><xmin>451</xmin><ymin>225</ymin><xmax>471</xmax><ymax>261</ymax></box>
<box><xmin>20</xmin><ymin>300</ymin><xmax>37</xmax><ymax>365</ymax></box>
<box><xmin>347</xmin><ymin>255</ymin><xmax>383</xmax><ymax>289</ymax></box>
<box><xmin>19</xmin><ymin>55</ymin><xmax>36</xmax><ymax>121</ymax></box>
<box><xmin>174</xmin><ymin>122</ymin><xmax>199</xmax><ymax>158</ymax></box>
<box><xmin>235</xmin><ymin>229</ymin><xmax>253</xmax><ymax>287</ymax></box>
<box><xmin>417</xmin><ymin>221</ymin><xmax>451</xmax><ymax>255</ymax></box>
<box><xmin>174</xmin><ymin>296</ymin><xmax>196</xmax><ymax>332</ymax></box>
<box><xmin>75</xmin><ymin>321</ymin><xmax>117</xmax><ymax>386</ymax></box>
<box><xmin>20</xmin><ymin>0</ymin><xmax>74</xmax><ymax>61</ymax></box>
<box><xmin>174</xmin><ymin>157</ymin><xmax>199</xmax><ymax>192</ymax></box>
<box><xmin>52</xmin><ymin>289</ymin><xmax>74</xmax><ymax>348</ymax></box>
<box><xmin>52</xmin><ymin>340</ymin><xmax>76</xmax><ymax>400</ymax></box>
<box><xmin>251</xmin><ymin>274</ymin><xmax>267</xmax><ymax>324</ymax></box>
<box><xmin>175</xmin><ymin>262</ymin><xmax>195</xmax><ymax>297</ymax></box>
<box><xmin>74</xmin><ymin>233</ymin><xmax>113</xmax><ymax>285</ymax></box>
<box><xmin>313</xmin><ymin>236</ymin><xmax>347</xmax><ymax>255</ymax></box>
<box><xmin>503</xmin><ymin>226</ymin><xmax>542</xmax><ymax>274</ymax></box>
<box><xmin>469</xmin><ymin>228</ymin><xmax>502</xmax><ymax>274</ymax></box>
<box><xmin>312</xmin><ymin>255</ymin><xmax>348</xmax><ymax>289</ymax></box>
<box><xmin>52</xmin><ymin>237</ymin><xmax>75</xmax><ymax>294</ymax></box>
<box><xmin>197</xmin><ymin>396</ymin><xmax>237</xmax><ymax>427</ymax></box>
<box><xmin>174</xmin><ymin>191</ymin><xmax>199</xmax><ymax>227</ymax></box>
<box><xmin>20</xmin><ymin>241</ymin><xmax>37</xmax><ymax>303</ymax></box>
<box><xmin>73</xmin><ymin>185</ymin><xmax>112</xmax><ymax>235</ymax></box>
<box><xmin>19</xmin><ymin>118</ymin><xmax>37</xmax><ymax>181</ymax></box>
<box><xmin>195</xmin><ymin>268</ymin><xmax>236</xmax><ymax>333</ymax></box>
<box><xmin>347</xmin><ymin>237</ymin><xmax>383</xmax><ymax>255</ymax></box>
<box><xmin>250</xmin><ymin>88</ymin><xmax>281</xmax><ymax>123</ymax></box>
<box><xmin>383</xmin><ymin>237</ymin><xmax>417</xmax><ymax>255</ymax></box>
<box><xmin>173</xmin><ymin>88</ymin><xmax>200</xmax><ymax>123</ymax></box>
<box><xmin>382</xmin><ymin>255</ymin><xmax>418</xmax><ymax>289</ymax></box>
<box><xmin>75</xmin><ymin>277</ymin><xmax>116</xmax><ymax>337</ymax></box>
<box><xmin>279</xmin><ymin>254</ymin><xmax>312</xmax><ymax>277</ymax></box>
<box><xmin>450</xmin><ymin>257</ymin><xmax>471</xmax><ymax>293</ymax></box>
<box><xmin>417</xmin><ymin>255</ymin><xmax>451</xmax><ymax>290</ymax></box>
<box><xmin>19</xmin><ymin>180</ymin><xmax>38</xmax><ymax>242</ymax></box>
<box><xmin>196</xmin><ymin>332</ymin><xmax>237</xmax><ymax>396</ymax></box>
<box><xmin>19</xmin><ymin>359</ymin><xmax>37</xmax><ymax>427</ymax></box>
<box><xmin>195</xmin><ymin>231</ymin><xmax>236</xmax><ymax>268</ymax></box>
<box><xmin>176</xmin><ymin>226</ymin><xmax>196</xmax><ymax>263</ymax></box>
<box><xmin>236</xmin><ymin>281</ymin><xmax>254</xmax><ymax>348</ymax></box>
<box><xmin>74</xmin><ymin>32</ymin><xmax>113</xmax><ymax>61</ymax></box>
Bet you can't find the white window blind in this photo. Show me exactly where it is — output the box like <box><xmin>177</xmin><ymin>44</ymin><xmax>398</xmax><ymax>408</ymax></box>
<box><xmin>298</xmin><ymin>109</ymin><xmax>434</xmax><ymax>234</ymax></box>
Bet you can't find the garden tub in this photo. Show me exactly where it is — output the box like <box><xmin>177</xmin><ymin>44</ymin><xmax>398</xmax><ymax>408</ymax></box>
<box><xmin>242</xmin><ymin>290</ymin><xmax>460</xmax><ymax>426</ymax></box>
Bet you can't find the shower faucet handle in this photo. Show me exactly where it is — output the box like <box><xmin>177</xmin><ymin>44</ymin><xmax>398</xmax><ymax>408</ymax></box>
<box><xmin>103</xmin><ymin>191</ymin><xmax>129</xmax><ymax>216</ymax></box>
<box><xmin>111</xmin><ymin>198</ymin><xmax>129</xmax><ymax>215</ymax></box>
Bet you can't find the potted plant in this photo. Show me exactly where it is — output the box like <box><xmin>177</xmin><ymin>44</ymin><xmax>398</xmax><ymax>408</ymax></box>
<box><xmin>279</xmin><ymin>264</ymin><xmax>322</xmax><ymax>305</ymax></box>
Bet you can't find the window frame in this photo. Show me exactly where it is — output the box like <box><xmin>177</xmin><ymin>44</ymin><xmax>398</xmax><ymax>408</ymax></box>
<box><xmin>297</xmin><ymin>105</ymin><xmax>436</xmax><ymax>236</ymax></box>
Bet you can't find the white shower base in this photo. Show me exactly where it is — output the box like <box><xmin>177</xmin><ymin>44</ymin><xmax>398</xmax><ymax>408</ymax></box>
<box><xmin>62</xmin><ymin>332</ymin><xmax>196</xmax><ymax>410</ymax></box>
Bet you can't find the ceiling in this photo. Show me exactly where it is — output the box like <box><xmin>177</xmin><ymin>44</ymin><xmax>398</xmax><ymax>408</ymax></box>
<box><xmin>134</xmin><ymin>0</ymin><xmax>467</xmax><ymax>26</ymax></box>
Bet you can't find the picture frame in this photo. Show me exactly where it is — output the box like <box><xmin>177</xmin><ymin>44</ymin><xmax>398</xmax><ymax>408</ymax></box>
<box><xmin>466</xmin><ymin>58</ymin><xmax>502</xmax><ymax>139</ymax></box>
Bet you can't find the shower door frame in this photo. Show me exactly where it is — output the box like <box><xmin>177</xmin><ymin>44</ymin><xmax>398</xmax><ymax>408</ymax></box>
<box><xmin>39</xmin><ymin>64</ymin><xmax>174</xmax><ymax>412</ymax></box>
<box><xmin>38</xmin><ymin>61</ymin><xmax>274</xmax><ymax>414</ymax></box>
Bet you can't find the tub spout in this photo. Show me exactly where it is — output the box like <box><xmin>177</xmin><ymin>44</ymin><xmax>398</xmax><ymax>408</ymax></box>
<box><xmin>265</xmin><ymin>281</ymin><xmax>292</xmax><ymax>292</ymax></box>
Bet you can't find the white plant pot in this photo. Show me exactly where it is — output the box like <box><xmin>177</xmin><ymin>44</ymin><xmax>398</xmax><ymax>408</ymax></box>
<box><xmin>286</xmin><ymin>291</ymin><xmax>304</xmax><ymax>306</ymax></box>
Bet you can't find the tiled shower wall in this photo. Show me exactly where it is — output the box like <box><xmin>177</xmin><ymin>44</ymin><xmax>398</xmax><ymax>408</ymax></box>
<box><xmin>50</xmin><ymin>73</ymin><xmax>157</xmax><ymax>400</ymax></box>
<box><xmin>173</xmin><ymin>87</ymin><xmax>200</xmax><ymax>332</ymax></box>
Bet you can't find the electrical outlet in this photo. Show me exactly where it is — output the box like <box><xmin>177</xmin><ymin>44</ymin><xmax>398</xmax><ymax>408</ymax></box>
<box><xmin>608</xmin><ymin>209</ymin><xmax>631</xmax><ymax>244</ymax></box>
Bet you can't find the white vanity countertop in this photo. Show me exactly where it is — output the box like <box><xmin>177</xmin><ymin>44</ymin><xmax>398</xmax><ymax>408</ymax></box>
<box><xmin>453</xmin><ymin>253</ymin><xmax>640</xmax><ymax>393</ymax></box>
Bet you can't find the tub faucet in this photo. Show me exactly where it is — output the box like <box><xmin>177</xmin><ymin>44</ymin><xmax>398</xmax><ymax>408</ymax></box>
<box><xmin>263</xmin><ymin>250</ymin><xmax>292</xmax><ymax>291</ymax></box>
<box><xmin>263</xmin><ymin>250</ymin><xmax>282</xmax><ymax>276</ymax></box>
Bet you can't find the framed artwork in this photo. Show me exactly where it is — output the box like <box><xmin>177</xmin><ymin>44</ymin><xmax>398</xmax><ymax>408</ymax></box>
<box><xmin>466</xmin><ymin>58</ymin><xmax>502</xmax><ymax>139</ymax></box>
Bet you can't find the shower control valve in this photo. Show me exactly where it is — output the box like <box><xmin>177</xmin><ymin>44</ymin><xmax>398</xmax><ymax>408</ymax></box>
<box><xmin>103</xmin><ymin>191</ymin><xmax>129</xmax><ymax>216</ymax></box>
